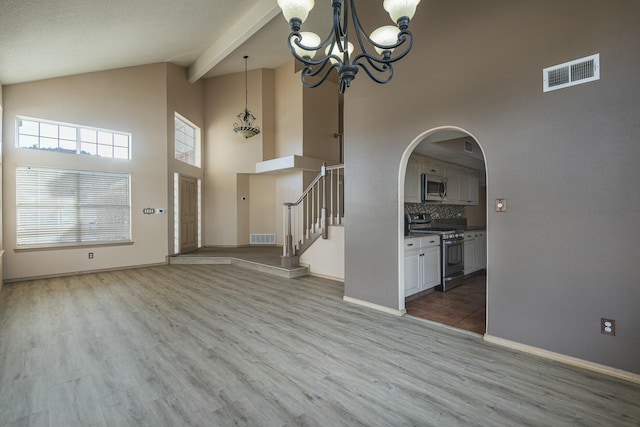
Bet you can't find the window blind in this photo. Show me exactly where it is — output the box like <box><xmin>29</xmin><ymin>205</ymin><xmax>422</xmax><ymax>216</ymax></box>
<box><xmin>16</xmin><ymin>167</ymin><xmax>131</xmax><ymax>247</ymax></box>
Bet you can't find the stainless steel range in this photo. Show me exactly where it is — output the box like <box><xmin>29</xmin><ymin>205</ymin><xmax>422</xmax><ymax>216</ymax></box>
<box><xmin>405</xmin><ymin>213</ymin><xmax>465</xmax><ymax>292</ymax></box>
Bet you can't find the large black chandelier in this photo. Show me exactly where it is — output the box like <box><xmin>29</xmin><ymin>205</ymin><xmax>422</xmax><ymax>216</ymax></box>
<box><xmin>276</xmin><ymin>0</ymin><xmax>421</xmax><ymax>93</ymax></box>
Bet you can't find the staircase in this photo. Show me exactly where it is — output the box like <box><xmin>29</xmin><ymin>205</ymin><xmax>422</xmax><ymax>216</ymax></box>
<box><xmin>282</xmin><ymin>164</ymin><xmax>344</xmax><ymax>268</ymax></box>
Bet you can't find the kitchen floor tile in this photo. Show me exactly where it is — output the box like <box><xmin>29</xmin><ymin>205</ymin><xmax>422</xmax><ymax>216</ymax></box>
<box><xmin>405</xmin><ymin>272</ymin><xmax>486</xmax><ymax>335</ymax></box>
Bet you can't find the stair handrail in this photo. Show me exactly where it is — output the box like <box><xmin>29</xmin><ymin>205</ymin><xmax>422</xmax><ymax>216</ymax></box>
<box><xmin>281</xmin><ymin>163</ymin><xmax>344</xmax><ymax>267</ymax></box>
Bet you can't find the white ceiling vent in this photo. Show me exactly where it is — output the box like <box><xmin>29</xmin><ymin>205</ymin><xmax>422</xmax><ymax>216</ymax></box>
<box><xmin>543</xmin><ymin>53</ymin><xmax>600</xmax><ymax>92</ymax></box>
<box><xmin>464</xmin><ymin>140</ymin><xmax>474</xmax><ymax>153</ymax></box>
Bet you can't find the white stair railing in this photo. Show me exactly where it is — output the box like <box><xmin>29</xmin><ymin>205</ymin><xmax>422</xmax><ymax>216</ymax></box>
<box><xmin>282</xmin><ymin>164</ymin><xmax>344</xmax><ymax>267</ymax></box>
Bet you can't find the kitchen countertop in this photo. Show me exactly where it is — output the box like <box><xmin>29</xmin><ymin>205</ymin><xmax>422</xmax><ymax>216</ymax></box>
<box><xmin>404</xmin><ymin>233</ymin><xmax>439</xmax><ymax>239</ymax></box>
<box><xmin>405</xmin><ymin>227</ymin><xmax>486</xmax><ymax>238</ymax></box>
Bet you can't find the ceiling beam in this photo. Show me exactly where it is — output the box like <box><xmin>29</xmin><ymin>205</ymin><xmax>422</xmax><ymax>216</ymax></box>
<box><xmin>188</xmin><ymin>0</ymin><xmax>281</xmax><ymax>83</ymax></box>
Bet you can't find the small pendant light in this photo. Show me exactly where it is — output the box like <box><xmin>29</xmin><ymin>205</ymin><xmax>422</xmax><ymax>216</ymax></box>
<box><xmin>233</xmin><ymin>55</ymin><xmax>261</xmax><ymax>139</ymax></box>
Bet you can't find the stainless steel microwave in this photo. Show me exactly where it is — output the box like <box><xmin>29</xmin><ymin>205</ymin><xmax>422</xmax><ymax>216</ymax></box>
<box><xmin>421</xmin><ymin>174</ymin><xmax>447</xmax><ymax>201</ymax></box>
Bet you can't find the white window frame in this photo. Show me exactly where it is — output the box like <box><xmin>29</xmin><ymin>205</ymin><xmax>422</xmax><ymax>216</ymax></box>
<box><xmin>16</xmin><ymin>166</ymin><xmax>132</xmax><ymax>249</ymax></box>
<box><xmin>174</xmin><ymin>112</ymin><xmax>201</xmax><ymax>167</ymax></box>
<box><xmin>16</xmin><ymin>116</ymin><xmax>131</xmax><ymax>160</ymax></box>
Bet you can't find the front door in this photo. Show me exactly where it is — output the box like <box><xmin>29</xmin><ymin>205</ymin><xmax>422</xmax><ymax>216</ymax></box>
<box><xmin>179</xmin><ymin>175</ymin><xmax>198</xmax><ymax>253</ymax></box>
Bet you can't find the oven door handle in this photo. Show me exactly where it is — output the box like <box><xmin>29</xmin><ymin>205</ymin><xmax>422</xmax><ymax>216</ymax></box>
<box><xmin>444</xmin><ymin>239</ymin><xmax>464</xmax><ymax>245</ymax></box>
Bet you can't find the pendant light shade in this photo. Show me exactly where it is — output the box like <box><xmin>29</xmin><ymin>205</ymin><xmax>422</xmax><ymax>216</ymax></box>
<box><xmin>233</xmin><ymin>56</ymin><xmax>260</xmax><ymax>139</ymax></box>
<box><xmin>383</xmin><ymin>0</ymin><xmax>421</xmax><ymax>24</ymax></box>
<box><xmin>277</xmin><ymin>0</ymin><xmax>315</xmax><ymax>29</ymax></box>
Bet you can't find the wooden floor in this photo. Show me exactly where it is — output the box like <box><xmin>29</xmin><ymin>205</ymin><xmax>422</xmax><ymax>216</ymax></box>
<box><xmin>1</xmin><ymin>265</ymin><xmax>639</xmax><ymax>426</ymax></box>
<box><xmin>406</xmin><ymin>273</ymin><xmax>487</xmax><ymax>335</ymax></box>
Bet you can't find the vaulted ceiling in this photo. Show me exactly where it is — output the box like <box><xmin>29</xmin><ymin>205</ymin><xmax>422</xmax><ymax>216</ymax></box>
<box><xmin>0</xmin><ymin>0</ymin><xmax>329</xmax><ymax>85</ymax></box>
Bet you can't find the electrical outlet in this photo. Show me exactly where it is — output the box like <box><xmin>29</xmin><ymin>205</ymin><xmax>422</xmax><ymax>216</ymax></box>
<box><xmin>601</xmin><ymin>318</ymin><xmax>615</xmax><ymax>336</ymax></box>
<box><xmin>88</xmin><ymin>252</ymin><xmax>94</xmax><ymax>259</ymax></box>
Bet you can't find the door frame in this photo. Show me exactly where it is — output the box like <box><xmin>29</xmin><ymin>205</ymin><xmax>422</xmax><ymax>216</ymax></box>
<box><xmin>397</xmin><ymin>125</ymin><xmax>489</xmax><ymax>328</ymax></box>
<box><xmin>174</xmin><ymin>173</ymin><xmax>201</xmax><ymax>254</ymax></box>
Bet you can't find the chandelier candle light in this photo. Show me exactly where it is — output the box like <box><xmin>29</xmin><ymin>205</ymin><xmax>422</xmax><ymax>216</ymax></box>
<box><xmin>233</xmin><ymin>55</ymin><xmax>261</xmax><ymax>139</ymax></box>
<box><xmin>276</xmin><ymin>0</ymin><xmax>421</xmax><ymax>93</ymax></box>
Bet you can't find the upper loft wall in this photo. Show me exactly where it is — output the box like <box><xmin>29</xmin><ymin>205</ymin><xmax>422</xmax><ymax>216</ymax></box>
<box><xmin>275</xmin><ymin>61</ymin><xmax>303</xmax><ymax>157</ymax></box>
<box><xmin>275</xmin><ymin>60</ymin><xmax>340</xmax><ymax>162</ymax></box>
<box><xmin>302</xmin><ymin>82</ymin><xmax>340</xmax><ymax>163</ymax></box>
<box><xmin>2</xmin><ymin>63</ymin><xmax>170</xmax><ymax>280</ymax></box>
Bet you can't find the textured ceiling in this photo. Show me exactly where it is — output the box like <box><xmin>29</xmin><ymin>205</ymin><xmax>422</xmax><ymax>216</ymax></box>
<box><xmin>0</xmin><ymin>0</ymin><xmax>392</xmax><ymax>85</ymax></box>
<box><xmin>0</xmin><ymin>0</ymin><xmax>289</xmax><ymax>84</ymax></box>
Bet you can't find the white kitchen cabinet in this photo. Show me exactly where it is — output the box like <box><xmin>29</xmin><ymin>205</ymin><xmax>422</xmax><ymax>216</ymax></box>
<box><xmin>447</xmin><ymin>169</ymin><xmax>480</xmax><ymax>205</ymax></box>
<box><xmin>424</xmin><ymin>159</ymin><xmax>443</xmax><ymax>176</ymax></box>
<box><xmin>421</xmin><ymin>243</ymin><xmax>441</xmax><ymax>290</ymax></box>
<box><xmin>404</xmin><ymin>236</ymin><xmax>441</xmax><ymax>297</ymax></box>
<box><xmin>458</xmin><ymin>169</ymin><xmax>469</xmax><ymax>204</ymax></box>
<box><xmin>444</xmin><ymin>167</ymin><xmax>459</xmax><ymax>203</ymax></box>
<box><xmin>404</xmin><ymin>156</ymin><xmax>421</xmax><ymax>203</ymax></box>
<box><xmin>404</xmin><ymin>239</ymin><xmax>421</xmax><ymax>296</ymax></box>
<box><xmin>464</xmin><ymin>231</ymin><xmax>486</xmax><ymax>275</ymax></box>
<box><xmin>463</xmin><ymin>235</ymin><xmax>476</xmax><ymax>275</ymax></box>
<box><xmin>467</xmin><ymin>171</ymin><xmax>479</xmax><ymax>204</ymax></box>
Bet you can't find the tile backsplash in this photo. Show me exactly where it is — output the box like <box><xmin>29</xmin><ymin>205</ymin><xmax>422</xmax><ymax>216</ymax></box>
<box><xmin>405</xmin><ymin>203</ymin><xmax>466</xmax><ymax>227</ymax></box>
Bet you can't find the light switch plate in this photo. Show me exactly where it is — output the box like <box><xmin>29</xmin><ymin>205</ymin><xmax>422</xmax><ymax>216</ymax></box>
<box><xmin>496</xmin><ymin>198</ymin><xmax>507</xmax><ymax>212</ymax></box>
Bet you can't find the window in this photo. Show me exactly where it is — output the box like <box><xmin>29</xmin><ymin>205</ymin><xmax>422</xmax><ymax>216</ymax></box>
<box><xmin>17</xmin><ymin>117</ymin><xmax>131</xmax><ymax>159</ymax></box>
<box><xmin>16</xmin><ymin>167</ymin><xmax>131</xmax><ymax>247</ymax></box>
<box><xmin>174</xmin><ymin>113</ymin><xmax>201</xmax><ymax>167</ymax></box>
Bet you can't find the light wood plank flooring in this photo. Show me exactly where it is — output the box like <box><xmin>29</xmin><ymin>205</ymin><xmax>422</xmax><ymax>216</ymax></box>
<box><xmin>0</xmin><ymin>264</ymin><xmax>639</xmax><ymax>426</ymax></box>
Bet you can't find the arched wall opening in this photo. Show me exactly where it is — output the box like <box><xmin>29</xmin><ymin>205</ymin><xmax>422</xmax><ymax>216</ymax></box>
<box><xmin>397</xmin><ymin>126</ymin><xmax>489</xmax><ymax>332</ymax></box>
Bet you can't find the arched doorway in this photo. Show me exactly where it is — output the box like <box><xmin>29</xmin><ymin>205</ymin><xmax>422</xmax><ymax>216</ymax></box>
<box><xmin>398</xmin><ymin>126</ymin><xmax>488</xmax><ymax>335</ymax></box>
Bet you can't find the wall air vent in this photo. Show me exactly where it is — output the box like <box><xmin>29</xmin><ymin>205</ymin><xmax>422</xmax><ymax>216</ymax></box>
<box><xmin>464</xmin><ymin>140</ymin><xmax>473</xmax><ymax>153</ymax></box>
<box><xmin>543</xmin><ymin>53</ymin><xmax>600</xmax><ymax>92</ymax></box>
<box><xmin>250</xmin><ymin>234</ymin><xmax>276</xmax><ymax>245</ymax></box>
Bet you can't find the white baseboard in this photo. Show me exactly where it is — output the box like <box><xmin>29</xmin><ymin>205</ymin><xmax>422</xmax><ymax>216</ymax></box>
<box><xmin>343</xmin><ymin>296</ymin><xmax>406</xmax><ymax>316</ymax></box>
<box><xmin>484</xmin><ymin>334</ymin><xmax>640</xmax><ymax>385</ymax></box>
<box><xmin>298</xmin><ymin>263</ymin><xmax>344</xmax><ymax>283</ymax></box>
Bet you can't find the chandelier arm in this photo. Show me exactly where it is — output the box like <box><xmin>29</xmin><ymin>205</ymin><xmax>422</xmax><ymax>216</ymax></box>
<box><xmin>379</xmin><ymin>31</ymin><xmax>415</xmax><ymax>64</ymax></box>
<box><xmin>349</xmin><ymin>0</ymin><xmax>374</xmax><ymax>59</ymax></box>
<box><xmin>300</xmin><ymin>63</ymin><xmax>339</xmax><ymax>89</ymax></box>
<box><xmin>353</xmin><ymin>55</ymin><xmax>394</xmax><ymax>84</ymax></box>
<box><xmin>333</xmin><ymin>0</ymin><xmax>347</xmax><ymax>54</ymax></box>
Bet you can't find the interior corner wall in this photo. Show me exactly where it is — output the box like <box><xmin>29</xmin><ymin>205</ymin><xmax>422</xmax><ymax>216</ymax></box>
<box><xmin>203</xmin><ymin>70</ymin><xmax>265</xmax><ymax>246</ymax></box>
<box><xmin>2</xmin><ymin>64</ymin><xmax>169</xmax><ymax>280</ymax></box>
<box><xmin>344</xmin><ymin>0</ymin><xmax>640</xmax><ymax>374</ymax></box>
<box><xmin>302</xmin><ymin>82</ymin><xmax>340</xmax><ymax>163</ymax></box>
<box><xmin>236</xmin><ymin>174</ymin><xmax>250</xmax><ymax>246</ymax></box>
<box><xmin>275</xmin><ymin>61</ymin><xmax>303</xmax><ymax>158</ymax></box>
<box><xmin>0</xmin><ymin>82</ymin><xmax>4</xmax><ymax>292</ymax></box>
<box><xmin>166</xmin><ymin>63</ymin><xmax>204</xmax><ymax>255</ymax></box>
<box><xmin>249</xmin><ymin>174</ymin><xmax>276</xmax><ymax>236</ymax></box>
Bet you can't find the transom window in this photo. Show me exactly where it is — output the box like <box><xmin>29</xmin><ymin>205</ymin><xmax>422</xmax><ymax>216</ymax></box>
<box><xmin>17</xmin><ymin>117</ymin><xmax>131</xmax><ymax>160</ymax></box>
<box><xmin>174</xmin><ymin>113</ymin><xmax>201</xmax><ymax>167</ymax></box>
<box><xmin>16</xmin><ymin>167</ymin><xmax>131</xmax><ymax>248</ymax></box>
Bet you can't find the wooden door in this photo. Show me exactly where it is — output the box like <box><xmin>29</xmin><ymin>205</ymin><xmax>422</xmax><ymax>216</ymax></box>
<box><xmin>179</xmin><ymin>175</ymin><xmax>198</xmax><ymax>253</ymax></box>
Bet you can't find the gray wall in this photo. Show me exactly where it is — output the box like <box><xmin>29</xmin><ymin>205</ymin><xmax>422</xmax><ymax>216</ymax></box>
<box><xmin>344</xmin><ymin>0</ymin><xmax>640</xmax><ymax>373</ymax></box>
